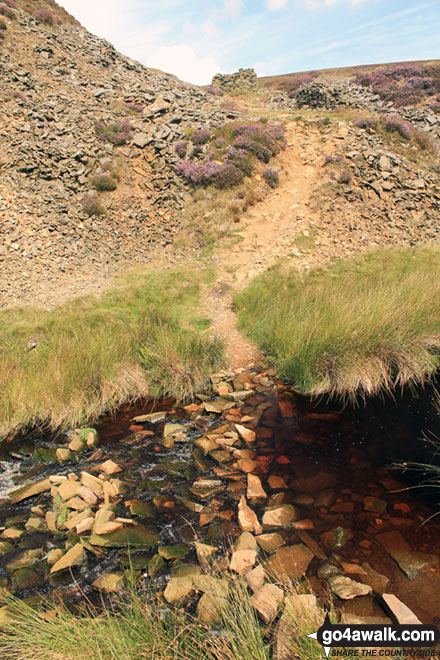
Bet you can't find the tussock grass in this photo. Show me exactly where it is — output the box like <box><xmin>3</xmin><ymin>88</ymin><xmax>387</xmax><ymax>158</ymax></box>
<box><xmin>0</xmin><ymin>267</ymin><xmax>223</xmax><ymax>439</ymax></box>
<box><xmin>0</xmin><ymin>578</ymin><xmax>329</xmax><ymax>660</ymax></box>
<box><xmin>235</xmin><ymin>247</ymin><xmax>440</xmax><ymax>398</ymax></box>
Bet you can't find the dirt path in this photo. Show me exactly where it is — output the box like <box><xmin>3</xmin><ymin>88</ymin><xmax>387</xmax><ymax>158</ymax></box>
<box><xmin>202</xmin><ymin>120</ymin><xmax>338</xmax><ymax>370</ymax></box>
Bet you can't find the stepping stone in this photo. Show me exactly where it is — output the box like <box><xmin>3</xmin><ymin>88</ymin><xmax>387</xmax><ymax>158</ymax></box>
<box><xmin>92</xmin><ymin>572</ymin><xmax>124</xmax><ymax>593</ymax></box>
<box><xmin>164</xmin><ymin>577</ymin><xmax>194</xmax><ymax>604</ymax></box>
<box><xmin>251</xmin><ymin>584</ymin><xmax>284</xmax><ymax>624</ymax></box>
<box><xmin>196</xmin><ymin>592</ymin><xmax>227</xmax><ymax>624</ymax></box>
<box><xmin>327</xmin><ymin>575</ymin><xmax>372</xmax><ymax>600</ymax></box>
<box><xmin>264</xmin><ymin>544</ymin><xmax>313</xmax><ymax>582</ymax></box>
<box><xmin>50</xmin><ymin>543</ymin><xmax>87</xmax><ymax>574</ymax></box>
<box><xmin>262</xmin><ymin>505</ymin><xmax>298</xmax><ymax>528</ymax></box>
<box><xmin>381</xmin><ymin>594</ymin><xmax>422</xmax><ymax>625</ymax></box>
<box><xmin>238</xmin><ymin>496</ymin><xmax>262</xmax><ymax>535</ymax></box>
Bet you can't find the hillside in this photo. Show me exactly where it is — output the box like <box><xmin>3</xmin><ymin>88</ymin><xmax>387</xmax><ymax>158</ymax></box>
<box><xmin>0</xmin><ymin>1</ymin><xmax>238</xmax><ymax>307</ymax></box>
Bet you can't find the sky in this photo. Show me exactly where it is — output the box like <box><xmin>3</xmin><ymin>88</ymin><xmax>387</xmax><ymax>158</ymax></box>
<box><xmin>61</xmin><ymin>0</ymin><xmax>440</xmax><ymax>85</ymax></box>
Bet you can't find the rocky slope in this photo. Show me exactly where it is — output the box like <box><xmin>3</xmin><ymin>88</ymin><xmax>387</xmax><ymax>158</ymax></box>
<box><xmin>0</xmin><ymin>3</ymin><xmax>238</xmax><ymax>307</ymax></box>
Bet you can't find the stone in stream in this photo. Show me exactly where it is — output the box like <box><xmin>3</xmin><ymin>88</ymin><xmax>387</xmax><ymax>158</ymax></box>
<box><xmin>360</xmin><ymin>562</ymin><xmax>390</xmax><ymax>594</ymax></box>
<box><xmin>89</xmin><ymin>525</ymin><xmax>159</xmax><ymax>548</ymax></box>
<box><xmin>9</xmin><ymin>478</ymin><xmax>51</xmax><ymax>504</ymax></box>
<box><xmin>376</xmin><ymin>530</ymin><xmax>438</xmax><ymax>580</ymax></box>
<box><xmin>381</xmin><ymin>594</ymin><xmax>422</xmax><ymax>624</ymax></box>
<box><xmin>0</xmin><ymin>542</ymin><xmax>14</xmax><ymax>554</ymax></box>
<box><xmin>230</xmin><ymin>549</ymin><xmax>257</xmax><ymax>574</ymax></box>
<box><xmin>76</xmin><ymin>517</ymin><xmax>95</xmax><ymax>534</ymax></box>
<box><xmin>0</xmin><ymin>527</ymin><xmax>24</xmax><ymax>540</ymax></box>
<box><xmin>46</xmin><ymin>548</ymin><xmax>64</xmax><ymax>566</ymax></box>
<box><xmin>327</xmin><ymin>575</ymin><xmax>372</xmax><ymax>600</ymax></box>
<box><xmin>148</xmin><ymin>554</ymin><xmax>165</xmax><ymax>578</ymax></box>
<box><xmin>50</xmin><ymin>543</ymin><xmax>87</xmax><ymax>574</ymax></box>
<box><xmin>314</xmin><ymin>489</ymin><xmax>337</xmax><ymax>508</ymax></box>
<box><xmin>164</xmin><ymin>577</ymin><xmax>194</xmax><ymax>604</ymax></box>
<box><xmin>363</xmin><ymin>496</ymin><xmax>387</xmax><ymax>514</ymax></box>
<box><xmin>263</xmin><ymin>545</ymin><xmax>314</xmax><ymax>582</ymax></box>
<box><xmin>64</xmin><ymin>510</ymin><xmax>93</xmax><ymax>532</ymax></box>
<box><xmin>291</xmin><ymin>472</ymin><xmax>338</xmax><ymax>493</ymax></box>
<box><xmin>192</xmin><ymin>575</ymin><xmax>229</xmax><ymax>599</ymax></box>
<box><xmin>256</xmin><ymin>533</ymin><xmax>286</xmax><ymax>554</ymax></box>
<box><xmin>233</xmin><ymin>531</ymin><xmax>258</xmax><ymax>552</ymax></box>
<box><xmin>13</xmin><ymin>567</ymin><xmax>44</xmax><ymax>590</ymax></box>
<box><xmin>65</xmin><ymin>496</ymin><xmax>89</xmax><ymax>512</ymax></box>
<box><xmin>158</xmin><ymin>545</ymin><xmax>189</xmax><ymax>560</ymax></box>
<box><xmin>80</xmin><ymin>472</ymin><xmax>104</xmax><ymax>498</ymax></box>
<box><xmin>92</xmin><ymin>572</ymin><xmax>124</xmax><ymax>593</ymax></box>
<box><xmin>196</xmin><ymin>592</ymin><xmax>228</xmax><ymax>624</ymax></box>
<box><xmin>58</xmin><ymin>480</ymin><xmax>83</xmax><ymax>501</ymax></box>
<box><xmin>262</xmin><ymin>505</ymin><xmax>298</xmax><ymax>528</ymax></box>
<box><xmin>274</xmin><ymin>594</ymin><xmax>323</xmax><ymax>660</ymax></box>
<box><xmin>235</xmin><ymin>424</ymin><xmax>256</xmax><ymax>443</ymax></box>
<box><xmin>56</xmin><ymin>448</ymin><xmax>75</xmax><ymax>463</ymax></box>
<box><xmin>6</xmin><ymin>548</ymin><xmax>43</xmax><ymax>573</ymax></box>
<box><xmin>320</xmin><ymin>527</ymin><xmax>353</xmax><ymax>551</ymax></box>
<box><xmin>190</xmin><ymin>479</ymin><xmax>224</xmax><ymax>498</ymax></box>
<box><xmin>98</xmin><ymin>460</ymin><xmax>122</xmax><ymax>476</ymax></box>
<box><xmin>246</xmin><ymin>565</ymin><xmax>266</xmax><ymax>593</ymax></box>
<box><xmin>195</xmin><ymin>542</ymin><xmax>217</xmax><ymax>567</ymax></box>
<box><xmin>247</xmin><ymin>474</ymin><xmax>267</xmax><ymax>499</ymax></box>
<box><xmin>238</xmin><ymin>496</ymin><xmax>262</xmax><ymax>535</ymax></box>
<box><xmin>25</xmin><ymin>516</ymin><xmax>47</xmax><ymax>532</ymax></box>
<box><xmin>251</xmin><ymin>584</ymin><xmax>284</xmax><ymax>624</ymax></box>
<box><xmin>132</xmin><ymin>411</ymin><xmax>167</xmax><ymax>424</ymax></box>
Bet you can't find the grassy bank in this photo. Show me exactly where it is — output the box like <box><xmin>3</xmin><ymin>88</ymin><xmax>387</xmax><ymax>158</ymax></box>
<box><xmin>0</xmin><ymin>578</ymin><xmax>329</xmax><ymax>660</ymax></box>
<box><xmin>235</xmin><ymin>246</ymin><xmax>440</xmax><ymax>398</ymax></box>
<box><xmin>0</xmin><ymin>267</ymin><xmax>223</xmax><ymax>439</ymax></box>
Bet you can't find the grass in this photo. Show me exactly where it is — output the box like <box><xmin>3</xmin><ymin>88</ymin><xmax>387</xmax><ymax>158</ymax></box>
<box><xmin>0</xmin><ymin>577</ymin><xmax>331</xmax><ymax>660</ymax></box>
<box><xmin>235</xmin><ymin>246</ymin><xmax>440</xmax><ymax>399</ymax></box>
<box><xmin>0</xmin><ymin>266</ymin><xmax>224</xmax><ymax>440</ymax></box>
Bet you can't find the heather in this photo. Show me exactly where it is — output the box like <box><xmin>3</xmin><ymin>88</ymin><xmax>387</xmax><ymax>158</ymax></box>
<box><xmin>354</xmin><ymin>63</ymin><xmax>440</xmax><ymax>107</ymax></box>
<box><xmin>34</xmin><ymin>7</ymin><xmax>55</xmax><ymax>25</ymax></box>
<box><xmin>96</xmin><ymin>119</ymin><xmax>132</xmax><ymax>146</ymax></box>
<box><xmin>175</xmin><ymin>121</ymin><xmax>286</xmax><ymax>190</ymax></box>
<box><xmin>0</xmin><ymin>3</ymin><xmax>15</xmax><ymax>18</ymax></box>
<box><xmin>80</xmin><ymin>194</ymin><xmax>106</xmax><ymax>217</ymax></box>
<box><xmin>263</xmin><ymin>167</ymin><xmax>279</xmax><ymax>188</ymax></box>
<box><xmin>235</xmin><ymin>247</ymin><xmax>440</xmax><ymax>399</ymax></box>
<box><xmin>0</xmin><ymin>267</ymin><xmax>223</xmax><ymax>438</ymax></box>
<box><xmin>354</xmin><ymin>114</ymin><xmax>436</xmax><ymax>154</ymax></box>
<box><xmin>91</xmin><ymin>174</ymin><xmax>118</xmax><ymax>192</ymax></box>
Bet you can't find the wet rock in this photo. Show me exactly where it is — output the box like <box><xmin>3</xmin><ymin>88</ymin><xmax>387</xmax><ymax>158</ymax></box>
<box><xmin>291</xmin><ymin>472</ymin><xmax>338</xmax><ymax>494</ymax></box>
<box><xmin>262</xmin><ymin>504</ymin><xmax>298</xmax><ymax>528</ymax></box>
<box><xmin>133</xmin><ymin>411</ymin><xmax>167</xmax><ymax>424</ymax></box>
<box><xmin>314</xmin><ymin>489</ymin><xmax>337</xmax><ymax>508</ymax></box>
<box><xmin>98</xmin><ymin>460</ymin><xmax>122</xmax><ymax>475</ymax></box>
<box><xmin>193</xmin><ymin>575</ymin><xmax>229</xmax><ymax>599</ymax></box>
<box><xmin>251</xmin><ymin>584</ymin><xmax>284</xmax><ymax>624</ymax></box>
<box><xmin>25</xmin><ymin>516</ymin><xmax>47</xmax><ymax>532</ymax></box>
<box><xmin>158</xmin><ymin>545</ymin><xmax>189</xmax><ymax>560</ymax></box>
<box><xmin>190</xmin><ymin>479</ymin><xmax>224</xmax><ymax>498</ymax></box>
<box><xmin>9</xmin><ymin>478</ymin><xmax>51</xmax><ymax>504</ymax></box>
<box><xmin>256</xmin><ymin>533</ymin><xmax>285</xmax><ymax>554</ymax></box>
<box><xmin>195</xmin><ymin>542</ymin><xmax>217</xmax><ymax>567</ymax></box>
<box><xmin>238</xmin><ymin>496</ymin><xmax>262</xmax><ymax>535</ymax></box>
<box><xmin>230</xmin><ymin>549</ymin><xmax>257</xmax><ymax>574</ymax></box>
<box><xmin>50</xmin><ymin>543</ymin><xmax>87</xmax><ymax>574</ymax></box>
<box><xmin>268</xmin><ymin>476</ymin><xmax>288</xmax><ymax>489</ymax></box>
<box><xmin>235</xmin><ymin>424</ymin><xmax>256</xmax><ymax>443</ymax></box>
<box><xmin>327</xmin><ymin>575</ymin><xmax>372</xmax><ymax>600</ymax></box>
<box><xmin>360</xmin><ymin>562</ymin><xmax>390</xmax><ymax>594</ymax></box>
<box><xmin>0</xmin><ymin>542</ymin><xmax>14</xmax><ymax>554</ymax></box>
<box><xmin>233</xmin><ymin>531</ymin><xmax>257</xmax><ymax>552</ymax></box>
<box><xmin>247</xmin><ymin>474</ymin><xmax>267</xmax><ymax>499</ymax></box>
<box><xmin>264</xmin><ymin>544</ymin><xmax>314</xmax><ymax>582</ymax></box>
<box><xmin>381</xmin><ymin>594</ymin><xmax>422</xmax><ymax>624</ymax></box>
<box><xmin>317</xmin><ymin>563</ymin><xmax>342</xmax><ymax>579</ymax></box>
<box><xmin>58</xmin><ymin>480</ymin><xmax>83</xmax><ymax>501</ymax></box>
<box><xmin>6</xmin><ymin>548</ymin><xmax>43</xmax><ymax>573</ymax></box>
<box><xmin>320</xmin><ymin>527</ymin><xmax>353</xmax><ymax>551</ymax></box>
<box><xmin>389</xmin><ymin>550</ymin><xmax>437</xmax><ymax>581</ymax></box>
<box><xmin>246</xmin><ymin>565</ymin><xmax>266</xmax><ymax>592</ymax></box>
<box><xmin>92</xmin><ymin>572</ymin><xmax>124</xmax><ymax>593</ymax></box>
<box><xmin>80</xmin><ymin>472</ymin><xmax>104</xmax><ymax>498</ymax></box>
<box><xmin>89</xmin><ymin>525</ymin><xmax>159</xmax><ymax>548</ymax></box>
<box><xmin>13</xmin><ymin>567</ymin><xmax>44</xmax><ymax>590</ymax></box>
<box><xmin>363</xmin><ymin>496</ymin><xmax>387</xmax><ymax>514</ymax></box>
<box><xmin>164</xmin><ymin>577</ymin><xmax>194</xmax><ymax>604</ymax></box>
<box><xmin>1</xmin><ymin>527</ymin><xmax>24</xmax><ymax>540</ymax></box>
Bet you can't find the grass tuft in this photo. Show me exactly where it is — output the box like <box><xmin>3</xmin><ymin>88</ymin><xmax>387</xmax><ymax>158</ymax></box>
<box><xmin>235</xmin><ymin>247</ymin><xmax>440</xmax><ymax>399</ymax></box>
<box><xmin>0</xmin><ymin>267</ymin><xmax>223</xmax><ymax>439</ymax></box>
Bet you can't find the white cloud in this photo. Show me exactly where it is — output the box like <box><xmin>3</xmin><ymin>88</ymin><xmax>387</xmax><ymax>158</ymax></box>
<box><xmin>145</xmin><ymin>44</ymin><xmax>221</xmax><ymax>85</ymax></box>
<box><xmin>201</xmin><ymin>19</ymin><xmax>221</xmax><ymax>37</ymax></box>
<box><xmin>302</xmin><ymin>0</ymin><xmax>370</xmax><ymax>7</ymax></box>
<box><xmin>223</xmin><ymin>0</ymin><xmax>243</xmax><ymax>19</ymax></box>
<box><xmin>265</xmin><ymin>0</ymin><xmax>289</xmax><ymax>10</ymax></box>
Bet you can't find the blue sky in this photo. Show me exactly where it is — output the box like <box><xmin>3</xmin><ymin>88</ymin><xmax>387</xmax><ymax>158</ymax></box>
<box><xmin>61</xmin><ymin>0</ymin><xmax>440</xmax><ymax>85</ymax></box>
